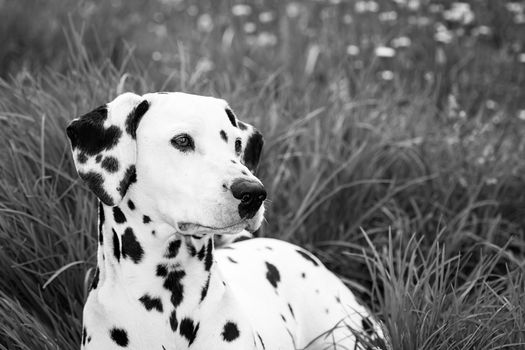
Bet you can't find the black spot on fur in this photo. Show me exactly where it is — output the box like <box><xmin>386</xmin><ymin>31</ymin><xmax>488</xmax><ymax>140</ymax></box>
<box><xmin>112</xmin><ymin>229</ymin><xmax>120</xmax><ymax>262</ymax></box>
<box><xmin>281</xmin><ymin>314</ymin><xmax>286</xmax><ymax>322</ymax></box>
<box><xmin>117</xmin><ymin>165</ymin><xmax>137</xmax><ymax>198</ymax></box>
<box><xmin>82</xmin><ymin>327</ymin><xmax>87</xmax><ymax>346</ymax></box>
<box><xmin>235</xmin><ymin>138</ymin><xmax>242</xmax><ymax>155</ymax></box>
<box><xmin>243</xmin><ymin>130</ymin><xmax>263</xmax><ymax>172</ymax></box>
<box><xmin>90</xmin><ymin>267</ymin><xmax>100</xmax><ymax>290</ymax></box>
<box><xmin>296</xmin><ymin>249</ymin><xmax>319</xmax><ymax>266</ymax></box>
<box><xmin>179</xmin><ymin>318</ymin><xmax>199</xmax><ymax>346</ymax></box>
<box><xmin>98</xmin><ymin>202</ymin><xmax>105</xmax><ymax>244</ymax></box>
<box><xmin>110</xmin><ymin>327</ymin><xmax>128</xmax><ymax>347</ymax></box>
<box><xmin>170</xmin><ymin>310</ymin><xmax>178</xmax><ymax>332</ymax></box>
<box><xmin>237</xmin><ymin>121</ymin><xmax>248</xmax><ymax>130</ymax></box>
<box><xmin>156</xmin><ymin>264</ymin><xmax>168</xmax><ymax>277</ymax></box>
<box><xmin>78</xmin><ymin>171</ymin><xmax>113</xmax><ymax>205</ymax></box>
<box><xmin>197</xmin><ymin>244</ymin><xmax>206</xmax><ymax>261</ymax></box>
<box><xmin>222</xmin><ymin>321</ymin><xmax>240</xmax><ymax>342</ymax></box>
<box><xmin>232</xmin><ymin>235</ymin><xmax>250</xmax><ymax>243</ymax></box>
<box><xmin>200</xmin><ymin>275</ymin><xmax>210</xmax><ymax>302</ymax></box>
<box><xmin>204</xmin><ymin>239</ymin><xmax>213</xmax><ymax>271</ymax></box>
<box><xmin>187</xmin><ymin>244</ymin><xmax>197</xmax><ymax>257</ymax></box>
<box><xmin>225</xmin><ymin>108</ymin><xmax>237</xmax><ymax>127</ymax></box>
<box><xmin>139</xmin><ymin>294</ymin><xmax>163</xmax><ymax>312</ymax></box>
<box><xmin>220</xmin><ymin>130</ymin><xmax>228</xmax><ymax>142</ymax></box>
<box><xmin>164</xmin><ymin>270</ymin><xmax>185</xmax><ymax>308</ymax></box>
<box><xmin>335</xmin><ymin>296</ymin><xmax>341</xmax><ymax>303</ymax></box>
<box><xmin>288</xmin><ymin>303</ymin><xmax>295</xmax><ymax>319</ymax></box>
<box><xmin>77</xmin><ymin>152</ymin><xmax>88</xmax><ymax>164</ymax></box>
<box><xmin>257</xmin><ymin>333</ymin><xmax>266</xmax><ymax>349</ymax></box>
<box><xmin>301</xmin><ymin>272</ymin><xmax>306</xmax><ymax>278</ymax></box>
<box><xmin>95</xmin><ymin>154</ymin><xmax>102</xmax><ymax>163</ymax></box>
<box><xmin>127</xmin><ymin>200</ymin><xmax>135</xmax><ymax>210</ymax></box>
<box><xmin>165</xmin><ymin>239</ymin><xmax>181</xmax><ymax>259</ymax></box>
<box><xmin>241</xmin><ymin>170</ymin><xmax>248</xmax><ymax>175</ymax></box>
<box><xmin>125</xmin><ymin>100</ymin><xmax>150</xmax><ymax>139</ymax></box>
<box><xmin>265</xmin><ymin>262</ymin><xmax>280</xmax><ymax>289</ymax></box>
<box><xmin>143</xmin><ymin>215</ymin><xmax>151</xmax><ymax>224</ymax></box>
<box><xmin>121</xmin><ymin>227</ymin><xmax>144</xmax><ymax>263</ymax></box>
<box><xmin>113</xmin><ymin>206</ymin><xmax>126</xmax><ymax>224</ymax></box>
<box><xmin>66</xmin><ymin>105</ymin><xmax>122</xmax><ymax>156</ymax></box>
<box><xmin>101</xmin><ymin>156</ymin><xmax>119</xmax><ymax>173</ymax></box>
<box><xmin>227</xmin><ymin>256</ymin><xmax>238</xmax><ymax>264</ymax></box>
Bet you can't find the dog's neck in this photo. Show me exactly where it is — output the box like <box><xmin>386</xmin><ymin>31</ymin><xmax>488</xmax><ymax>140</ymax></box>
<box><xmin>93</xmin><ymin>197</ymin><xmax>226</xmax><ymax>333</ymax></box>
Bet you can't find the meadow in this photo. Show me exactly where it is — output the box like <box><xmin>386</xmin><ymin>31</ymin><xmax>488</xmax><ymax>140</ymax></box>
<box><xmin>0</xmin><ymin>0</ymin><xmax>524</xmax><ymax>349</ymax></box>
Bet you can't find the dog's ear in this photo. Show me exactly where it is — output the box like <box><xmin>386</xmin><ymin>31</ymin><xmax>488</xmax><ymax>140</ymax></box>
<box><xmin>226</xmin><ymin>107</ymin><xmax>264</xmax><ymax>173</ymax></box>
<box><xmin>241</xmin><ymin>127</ymin><xmax>263</xmax><ymax>173</ymax></box>
<box><xmin>66</xmin><ymin>92</ymin><xmax>150</xmax><ymax>206</ymax></box>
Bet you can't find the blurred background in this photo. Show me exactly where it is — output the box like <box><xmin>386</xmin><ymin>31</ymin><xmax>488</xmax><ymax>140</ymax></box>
<box><xmin>0</xmin><ymin>0</ymin><xmax>524</xmax><ymax>349</ymax></box>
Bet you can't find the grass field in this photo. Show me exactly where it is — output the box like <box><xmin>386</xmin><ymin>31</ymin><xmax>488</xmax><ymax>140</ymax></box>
<box><xmin>0</xmin><ymin>0</ymin><xmax>524</xmax><ymax>349</ymax></box>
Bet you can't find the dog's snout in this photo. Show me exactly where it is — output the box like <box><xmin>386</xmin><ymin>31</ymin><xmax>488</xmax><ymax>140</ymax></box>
<box><xmin>230</xmin><ymin>179</ymin><xmax>266</xmax><ymax>219</ymax></box>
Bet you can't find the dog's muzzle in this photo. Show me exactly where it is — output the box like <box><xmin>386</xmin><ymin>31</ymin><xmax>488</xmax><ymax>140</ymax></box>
<box><xmin>230</xmin><ymin>179</ymin><xmax>266</xmax><ymax>219</ymax></box>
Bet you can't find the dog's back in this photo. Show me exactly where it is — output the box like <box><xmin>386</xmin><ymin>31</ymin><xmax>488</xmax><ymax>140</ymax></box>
<box><xmin>216</xmin><ymin>237</ymin><xmax>383</xmax><ymax>349</ymax></box>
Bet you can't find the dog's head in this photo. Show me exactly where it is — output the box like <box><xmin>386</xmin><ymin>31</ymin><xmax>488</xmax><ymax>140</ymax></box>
<box><xmin>66</xmin><ymin>92</ymin><xmax>265</xmax><ymax>234</ymax></box>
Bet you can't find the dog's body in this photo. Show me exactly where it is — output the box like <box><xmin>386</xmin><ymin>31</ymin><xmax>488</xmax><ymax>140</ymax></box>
<box><xmin>67</xmin><ymin>92</ymin><xmax>383</xmax><ymax>349</ymax></box>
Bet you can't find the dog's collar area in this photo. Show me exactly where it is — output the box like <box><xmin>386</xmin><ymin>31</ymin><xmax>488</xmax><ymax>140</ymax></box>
<box><xmin>175</xmin><ymin>221</ymin><xmax>247</xmax><ymax>236</ymax></box>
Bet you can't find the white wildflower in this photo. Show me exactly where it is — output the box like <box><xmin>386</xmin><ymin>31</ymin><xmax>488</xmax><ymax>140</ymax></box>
<box><xmin>343</xmin><ymin>14</ymin><xmax>353</xmax><ymax>24</ymax></box>
<box><xmin>379</xmin><ymin>11</ymin><xmax>397</xmax><ymax>22</ymax></box>
<box><xmin>374</xmin><ymin>46</ymin><xmax>395</xmax><ymax>57</ymax></box>
<box><xmin>407</xmin><ymin>0</ymin><xmax>420</xmax><ymax>11</ymax></box>
<box><xmin>392</xmin><ymin>36</ymin><xmax>411</xmax><ymax>48</ymax></box>
<box><xmin>152</xmin><ymin>51</ymin><xmax>162</xmax><ymax>61</ymax></box>
<box><xmin>380</xmin><ymin>70</ymin><xmax>394</xmax><ymax>80</ymax></box>
<box><xmin>243</xmin><ymin>22</ymin><xmax>256</xmax><ymax>34</ymax></box>
<box><xmin>346</xmin><ymin>45</ymin><xmax>360</xmax><ymax>56</ymax></box>
<box><xmin>286</xmin><ymin>3</ymin><xmax>301</xmax><ymax>18</ymax></box>
<box><xmin>232</xmin><ymin>4</ymin><xmax>252</xmax><ymax>16</ymax></box>
<box><xmin>435</xmin><ymin>23</ymin><xmax>453</xmax><ymax>44</ymax></box>
<box><xmin>255</xmin><ymin>32</ymin><xmax>277</xmax><ymax>47</ymax></box>
<box><xmin>197</xmin><ymin>14</ymin><xmax>213</xmax><ymax>32</ymax></box>
<box><xmin>259</xmin><ymin>11</ymin><xmax>275</xmax><ymax>23</ymax></box>
<box><xmin>443</xmin><ymin>2</ymin><xmax>474</xmax><ymax>25</ymax></box>
<box><xmin>355</xmin><ymin>1</ymin><xmax>379</xmax><ymax>13</ymax></box>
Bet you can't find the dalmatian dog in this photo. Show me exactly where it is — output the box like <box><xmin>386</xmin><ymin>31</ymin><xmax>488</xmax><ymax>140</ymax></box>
<box><xmin>66</xmin><ymin>92</ymin><xmax>384</xmax><ymax>350</ymax></box>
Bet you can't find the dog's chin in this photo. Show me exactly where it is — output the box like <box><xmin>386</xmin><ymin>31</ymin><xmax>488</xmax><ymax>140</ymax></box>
<box><xmin>177</xmin><ymin>209</ymin><xmax>264</xmax><ymax>236</ymax></box>
<box><xmin>177</xmin><ymin>221</ymin><xmax>247</xmax><ymax>236</ymax></box>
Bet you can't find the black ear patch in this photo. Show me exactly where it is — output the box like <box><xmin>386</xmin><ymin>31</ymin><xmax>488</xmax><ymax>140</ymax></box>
<box><xmin>78</xmin><ymin>171</ymin><xmax>113</xmax><ymax>205</ymax></box>
<box><xmin>66</xmin><ymin>106</ymin><xmax>122</xmax><ymax>156</ymax></box>
<box><xmin>117</xmin><ymin>165</ymin><xmax>137</xmax><ymax>198</ymax></box>
<box><xmin>225</xmin><ymin>108</ymin><xmax>237</xmax><ymax>127</ymax></box>
<box><xmin>243</xmin><ymin>130</ymin><xmax>264</xmax><ymax>172</ymax></box>
<box><xmin>126</xmin><ymin>100</ymin><xmax>150</xmax><ymax>139</ymax></box>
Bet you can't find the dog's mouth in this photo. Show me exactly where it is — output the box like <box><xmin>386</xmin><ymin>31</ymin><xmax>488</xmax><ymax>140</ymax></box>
<box><xmin>176</xmin><ymin>220</ymin><xmax>247</xmax><ymax>235</ymax></box>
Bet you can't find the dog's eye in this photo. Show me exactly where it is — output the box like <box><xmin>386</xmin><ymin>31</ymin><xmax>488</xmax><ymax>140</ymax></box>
<box><xmin>171</xmin><ymin>134</ymin><xmax>195</xmax><ymax>152</ymax></box>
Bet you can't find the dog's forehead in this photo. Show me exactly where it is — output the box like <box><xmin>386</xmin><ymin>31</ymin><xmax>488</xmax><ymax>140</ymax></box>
<box><xmin>143</xmin><ymin>92</ymin><xmax>229</xmax><ymax>126</ymax></box>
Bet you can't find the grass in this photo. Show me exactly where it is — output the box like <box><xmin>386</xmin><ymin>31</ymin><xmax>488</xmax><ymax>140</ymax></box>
<box><xmin>0</xmin><ymin>0</ymin><xmax>524</xmax><ymax>349</ymax></box>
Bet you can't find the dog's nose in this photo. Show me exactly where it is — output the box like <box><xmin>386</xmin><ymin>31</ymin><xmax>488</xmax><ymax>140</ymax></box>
<box><xmin>230</xmin><ymin>179</ymin><xmax>267</xmax><ymax>219</ymax></box>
